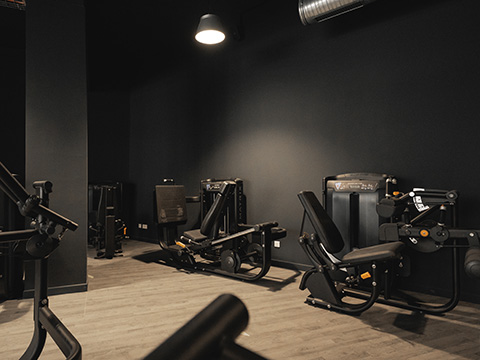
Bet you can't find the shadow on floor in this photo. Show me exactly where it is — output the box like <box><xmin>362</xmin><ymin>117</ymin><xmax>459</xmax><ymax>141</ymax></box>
<box><xmin>356</xmin><ymin>304</ymin><xmax>480</xmax><ymax>358</ymax></box>
<box><xmin>0</xmin><ymin>299</ymin><xmax>32</xmax><ymax>325</ymax></box>
<box><xmin>133</xmin><ymin>249</ymin><xmax>302</xmax><ymax>292</ymax></box>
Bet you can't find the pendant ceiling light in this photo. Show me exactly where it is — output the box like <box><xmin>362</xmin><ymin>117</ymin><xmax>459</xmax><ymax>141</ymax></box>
<box><xmin>195</xmin><ymin>14</ymin><xmax>226</xmax><ymax>45</ymax></box>
<box><xmin>298</xmin><ymin>0</ymin><xmax>376</xmax><ymax>25</ymax></box>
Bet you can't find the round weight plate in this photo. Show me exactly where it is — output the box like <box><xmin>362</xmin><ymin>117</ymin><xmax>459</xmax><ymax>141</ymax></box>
<box><xmin>221</xmin><ymin>250</ymin><xmax>241</xmax><ymax>273</ymax></box>
<box><xmin>26</xmin><ymin>233</ymin><xmax>54</xmax><ymax>258</ymax></box>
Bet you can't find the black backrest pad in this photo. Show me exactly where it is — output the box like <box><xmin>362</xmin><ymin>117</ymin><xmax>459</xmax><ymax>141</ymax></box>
<box><xmin>298</xmin><ymin>191</ymin><xmax>344</xmax><ymax>254</ymax></box>
<box><xmin>201</xmin><ymin>181</ymin><xmax>236</xmax><ymax>236</ymax></box>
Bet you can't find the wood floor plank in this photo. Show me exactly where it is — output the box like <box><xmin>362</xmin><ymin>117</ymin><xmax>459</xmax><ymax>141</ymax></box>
<box><xmin>1</xmin><ymin>240</ymin><xmax>479</xmax><ymax>359</ymax></box>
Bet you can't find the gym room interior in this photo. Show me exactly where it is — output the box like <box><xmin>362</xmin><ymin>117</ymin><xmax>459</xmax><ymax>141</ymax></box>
<box><xmin>0</xmin><ymin>0</ymin><xmax>479</xmax><ymax>359</ymax></box>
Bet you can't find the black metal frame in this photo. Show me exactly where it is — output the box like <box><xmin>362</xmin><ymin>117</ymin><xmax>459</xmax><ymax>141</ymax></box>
<box><xmin>297</xmin><ymin>190</ymin><xmax>405</xmax><ymax>315</ymax></box>
<box><xmin>156</xmin><ymin>181</ymin><xmax>284</xmax><ymax>281</ymax></box>
<box><xmin>88</xmin><ymin>183</ymin><xmax>125</xmax><ymax>259</ymax></box>
<box><xmin>374</xmin><ymin>188</ymin><xmax>480</xmax><ymax>314</ymax></box>
<box><xmin>0</xmin><ymin>161</ymin><xmax>81</xmax><ymax>359</ymax></box>
<box><xmin>298</xmin><ymin>213</ymin><xmax>392</xmax><ymax>314</ymax></box>
<box><xmin>173</xmin><ymin>222</ymin><xmax>276</xmax><ymax>281</ymax></box>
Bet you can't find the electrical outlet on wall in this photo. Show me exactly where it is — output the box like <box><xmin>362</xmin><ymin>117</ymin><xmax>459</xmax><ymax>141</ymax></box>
<box><xmin>273</xmin><ymin>240</ymin><xmax>281</xmax><ymax>248</ymax></box>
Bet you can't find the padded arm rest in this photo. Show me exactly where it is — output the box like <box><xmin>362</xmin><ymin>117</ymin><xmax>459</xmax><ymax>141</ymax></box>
<box><xmin>378</xmin><ymin>223</ymin><xmax>401</xmax><ymax>241</ymax></box>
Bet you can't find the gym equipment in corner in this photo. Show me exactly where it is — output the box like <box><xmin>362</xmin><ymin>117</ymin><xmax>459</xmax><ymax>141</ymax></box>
<box><xmin>144</xmin><ymin>294</ymin><xmax>267</xmax><ymax>360</ymax></box>
<box><xmin>155</xmin><ymin>179</ymin><xmax>286</xmax><ymax>281</ymax></box>
<box><xmin>88</xmin><ymin>183</ymin><xmax>126</xmax><ymax>259</ymax></box>
<box><xmin>0</xmin><ymin>161</ymin><xmax>81</xmax><ymax>360</ymax></box>
<box><xmin>297</xmin><ymin>190</ymin><xmax>404</xmax><ymax>314</ymax></box>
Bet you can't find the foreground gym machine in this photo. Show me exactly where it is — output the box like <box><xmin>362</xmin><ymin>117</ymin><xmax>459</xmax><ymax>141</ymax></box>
<box><xmin>297</xmin><ymin>186</ymin><xmax>480</xmax><ymax>315</ymax></box>
<box><xmin>0</xmin><ymin>162</ymin><xmax>81</xmax><ymax>359</ymax></box>
<box><xmin>155</xmin><ymin>180</ymin><xmax>286</xmax><ymax>281</ymax></box>
<box><xmin>297</xmin><ymin>190</ymin><xmax>404</xmax><ymax>314</ymax></box>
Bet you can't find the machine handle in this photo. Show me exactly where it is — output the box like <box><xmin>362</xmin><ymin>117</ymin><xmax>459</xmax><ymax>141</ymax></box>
<box><xmin>144</xmin><ymin>294</ymin><xmax>264</xmax><ymax>360</ymax></box>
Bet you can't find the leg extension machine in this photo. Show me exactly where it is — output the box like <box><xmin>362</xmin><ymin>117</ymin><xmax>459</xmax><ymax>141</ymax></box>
<box><xmin>297</xmin><ymin>190</ymin><xmax>404</xmax><ymax>315</ymax></box>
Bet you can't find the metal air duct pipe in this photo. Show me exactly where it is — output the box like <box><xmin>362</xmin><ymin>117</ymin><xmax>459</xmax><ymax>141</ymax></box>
<box><xmin>299</xmin><ymin>0</ymin><xmax>376</xmax><ymax>25</ymax></box>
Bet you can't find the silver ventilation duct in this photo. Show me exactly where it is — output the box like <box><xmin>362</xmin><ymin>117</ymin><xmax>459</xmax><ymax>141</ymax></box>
<box><xmin>0</xmin><ymin>0</ymin><xmax>26</xmax><ymax>10</ymax></box>
<box><xmin>299</xmin><ymin>0</ymin><xmax>376</xmax><ymax>25</ymax></box>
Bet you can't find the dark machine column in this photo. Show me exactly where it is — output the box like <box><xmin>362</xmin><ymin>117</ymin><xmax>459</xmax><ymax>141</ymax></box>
<box><xmin>25</xmin><ymin>0</ymin><xmax>88</xmax><ymax>294</ymax></box>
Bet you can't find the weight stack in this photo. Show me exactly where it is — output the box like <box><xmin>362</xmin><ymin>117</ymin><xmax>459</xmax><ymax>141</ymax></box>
<box><xmin>323</xmin><ymin>173</ymin><xmax>396</xmax><ymax>258</ymax></box>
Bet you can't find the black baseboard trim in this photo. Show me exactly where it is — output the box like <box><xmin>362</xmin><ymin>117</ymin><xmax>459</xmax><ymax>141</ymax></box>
<box><xmin>271</xmin><ymin>259</ymin><xmax>311</xmax><ymax>271</ymax></box>
<box><xmin>133</xmin><ymin>236</ymin><xmax>157</xmax><ymax>244</ymax></box>
<box><xmin>23</xmin><ymin>282</ymin><xmax>88</xmax><ymax>299</ymax></box>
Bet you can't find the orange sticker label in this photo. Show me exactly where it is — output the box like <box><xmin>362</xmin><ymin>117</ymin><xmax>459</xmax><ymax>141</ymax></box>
<box><xmin>361</xmin><ymin>272</ymin><xmax>371</xmax><ymax>279</ymax></box>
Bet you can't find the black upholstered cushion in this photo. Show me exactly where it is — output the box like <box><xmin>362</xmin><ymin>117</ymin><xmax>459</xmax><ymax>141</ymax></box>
<box><xmin>298</xmin><ymin>191</ymin><xmax>344</xmax><ymax>254</ymax></box>
<box><xmin>182</xmin><ymin>229</ymin><xmax>208</xmax><ymax>242</ymax></box>
<box><xmin>341</xmin><ymin>241</ymin><xmax>404</xmax><ymax>266</ymax></box>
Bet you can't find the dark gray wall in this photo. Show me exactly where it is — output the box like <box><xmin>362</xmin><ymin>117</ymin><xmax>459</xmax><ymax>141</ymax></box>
<box><xmin>129</xmin><ymin>70</ymin><xmax>204</xmax><ymax>236</ymax></box>
<box><xmin>88</xmin><ymin>91</ymin><xmax>130</xmax><ymax>183</ymax></box>
<box><xmin>127</xmin><ymin>0</ymin><xmax>480</xmax><ymax>300</ymax></box>
<box><xmin>25</xmin><ymin>0</ymin><xmax>88</xmax><ymax>293</ymax></box>
<box><xmin>0</xmin><ymin>7</ymin><xmax>25</xmax><ymax>180</ymax></box>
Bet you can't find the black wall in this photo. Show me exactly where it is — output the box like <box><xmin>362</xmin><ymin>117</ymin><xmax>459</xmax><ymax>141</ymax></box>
<box><xmin>125</xmin><ymin>0</ymin><xmax>480</xmax><ymax>301</ymax></box>
<box><xmin>25</xmin><ymin>0</ymin><xmax>88</xmax><ymax>293</ymax></box>
<box><xmin>0</xmin><ymin>7</ymin><xmax>25</xmax><ymax>180</ymax></box>
<box><xmin>88</xmin><ymin>91</ymin><xmax>130</xmax><ymax>183</ymax></box>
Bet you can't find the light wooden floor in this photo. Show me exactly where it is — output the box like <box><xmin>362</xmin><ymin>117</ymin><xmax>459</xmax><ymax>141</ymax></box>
<box><xmin>1</xmin><ymin>240</ymin><xmax>479</xmax><ymax>360</ymax></box>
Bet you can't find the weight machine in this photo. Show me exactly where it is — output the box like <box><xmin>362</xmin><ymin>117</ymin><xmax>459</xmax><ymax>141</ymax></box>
<box><xmin>297</xmin><ymin>184</ymin><xmax>480</xmax><ymax>315</ymax></box>
<box><xmin>88</xmin><ymin>183</ymin><xmax>125</xmax><ymax>259</ymax></box>
<box><xmin>155</xmin><ymin>179</ymin><xmax>286</xmax><ymax>281</ymax></box>
<box><xmin>0</xmin><ymin>161</ymin><xmax>81</xmax><ymax>359</ymax></box>
<box><xmin>297</xmin><ymin>190</ymin><xmax>404</xmax><ymax>314</ymax></box>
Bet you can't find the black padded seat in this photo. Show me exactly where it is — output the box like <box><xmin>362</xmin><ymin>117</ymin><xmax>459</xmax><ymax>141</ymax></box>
<box><xmin>341</xmin><ymin>241</ymin><xmax>404</xmax><ymax>266</ymax></box>
<box><xmin>183</xmin><ymin>229</ymin><xmax>208</xmax><ymax>242</ymax></box>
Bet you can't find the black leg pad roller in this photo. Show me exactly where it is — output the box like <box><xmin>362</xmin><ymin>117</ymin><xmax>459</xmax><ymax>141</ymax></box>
<box><xmin>465</xmin><ymin>247</ymin><xmax>480</xmax><ymax>279</ymax></box>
